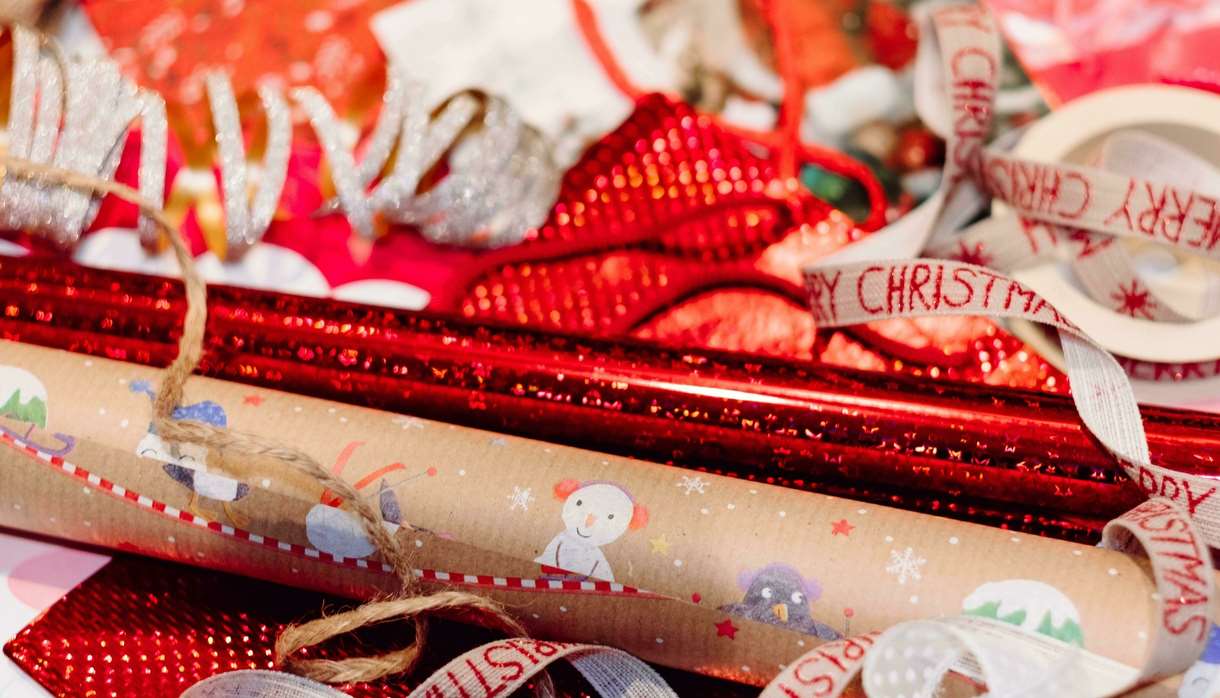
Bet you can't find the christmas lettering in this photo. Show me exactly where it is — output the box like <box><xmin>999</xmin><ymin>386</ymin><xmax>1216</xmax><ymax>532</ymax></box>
<box><xmin>933</xmin><ymin>4</ymin><xmax>993</xmax><ymax>33</ymax></box>
<box><xmin>775</xmin><ymin>634</ymin><xmax>877</xmax><ymax>698</ymax></box>
<box><xmin>851</xmin><ymin>263</ymin><xmax>1071</xmax><ymax>327</ymax></box>
<box><xmin>807</xmin><ymin>270</ymin><xmax>842</xmax><ymax>324</ymax></box>
<box><xmin>1120</xmin><ymin>501</ymin><xmax>1211</xmax><ymax>641</ymax></box>
<box><xmin>415</xmin><ymin>640</ymin><xmax>576</xmax><ymax>698</ymax></box>
<box><xmin>947</xmin><ymin>47</ymin><xmax>995</xmax><ymax>177</ymax></box>
<box><xmin>1134</xmin><ymin>466</ymin><xmax>1216</xmax><ymax>517</ymax></box>
<box><xmin>982</xmin><ymin>157</ymin><xmax>1091</xmax><ymax>220</ymax></box>
<box><xmin>1105</xmin><ymin>180</ymin><xmax>1220</xmax><ymax>253</ymax></box>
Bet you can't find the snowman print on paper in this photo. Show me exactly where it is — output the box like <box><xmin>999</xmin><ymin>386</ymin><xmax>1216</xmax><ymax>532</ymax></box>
<box><xmin>535</xmin><ymin>480</ymin><xmax>648</xmax><ymax>582</ymax></box>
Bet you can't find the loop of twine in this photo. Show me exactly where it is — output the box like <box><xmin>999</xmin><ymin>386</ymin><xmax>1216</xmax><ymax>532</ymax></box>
<box><xmin>0</xmin><ymin>155</ymin><xmax>527</xmax><ymax>683</ymax></box>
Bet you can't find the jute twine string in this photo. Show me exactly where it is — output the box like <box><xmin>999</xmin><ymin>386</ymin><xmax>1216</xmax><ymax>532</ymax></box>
<box><xmin>0</xmin><ymin>155</ymin><xmax>528</xmax><ymax>683</ymax></box>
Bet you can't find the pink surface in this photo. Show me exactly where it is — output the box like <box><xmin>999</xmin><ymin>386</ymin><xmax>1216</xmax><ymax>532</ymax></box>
<box><xmin>0</xmin><ymin>531</ymin><xmax>109</xmax><ymax>697</ymax></box>
<box><xmin>987</xmin><ymin>0</ymin><xmax>1220</xmax><ymax>104</ymax></box>
<box><xmin>8</xmin><ymin>549</ymin><xmax>112</xmax><ymax>611</ymax></box>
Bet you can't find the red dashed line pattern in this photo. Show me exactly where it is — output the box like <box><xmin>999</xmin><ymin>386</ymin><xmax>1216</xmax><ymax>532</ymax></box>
<box><xmin>0</xmin><ymin>431</ymin><xmax>657</xmax><ymax>599</ymax></box>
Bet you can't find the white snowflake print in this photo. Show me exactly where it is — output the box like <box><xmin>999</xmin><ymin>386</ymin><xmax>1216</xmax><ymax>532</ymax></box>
<box><xmin>676</xmin><ymin>475</ymin><xmax>709</xmax><ymax>496</ymax></box>
<box><xmin>392</xmin><ymin>415</ymin><xmax>425</xmax><ymax>430</ymax></box>
<box><xmin>507</xmin><ymin>486</ymin><xmax>535</xmax><ymax>512</ymax></box>
<box><xmin>886</xmin><ymin>547</ymin><xmax>926</xmax><ymax>585</ymax></box>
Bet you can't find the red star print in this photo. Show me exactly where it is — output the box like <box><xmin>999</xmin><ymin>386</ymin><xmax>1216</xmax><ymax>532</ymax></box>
<box><xmin>243</xmin><ymin>395</ymin><xmax>264</xmax><ymax>406</ymax></box>
<box><xmin>714</xmin><ymin>618</ymin><xmax>738</xmax><ymax>639</ymax></box>
<box><xmin>1110</xmin><ymin>281</ymin><xmax>1158</xmax><ymax>320</ymax></box>
<box><xmin>953</xmin><ymin>240</ymin><xmax>991</xmax><ymax>267</ymax></box>
<box><xmin>1065</xmin><ymin>228</ymin><xmax>1113</xmax><ymax>258</ymax></box>
<box><xmin>830</xmin><ymin>518</ymin><xmax>854</xmax><ymax>536</ymax></box>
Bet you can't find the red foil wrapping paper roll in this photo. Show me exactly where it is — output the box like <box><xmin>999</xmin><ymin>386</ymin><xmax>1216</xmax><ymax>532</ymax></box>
<box><xmin>1</xmin><ymin>255</ymin><xmax>1218</xmax><ymax>541</ymax></box>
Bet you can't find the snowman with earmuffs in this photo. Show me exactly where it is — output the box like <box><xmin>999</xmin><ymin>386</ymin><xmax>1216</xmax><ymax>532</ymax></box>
<box><xmin>536</xmin><ymin>479</ymin><xmax>648</xmax><ymax>582</ymax></box>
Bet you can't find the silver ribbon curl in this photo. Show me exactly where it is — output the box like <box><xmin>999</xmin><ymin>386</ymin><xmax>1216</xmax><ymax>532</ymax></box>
<box><xmin>205</xmin><ymin>71</ymin><xmax>292</xmax><ymax>260</ymax></box>
<box><xmin>0</xmin><ymin>28</ymin><xmax>558</xmax><ymax>257</ymax></box>
<box><xmin>295</xmin><ymin>66</ymin><xmax>561</xmax><ymax>249</ymax></box>
<box><xmin>0</xmin><ymin>26</ymin><xmax>166</xmax><ymax>249</ymax></box>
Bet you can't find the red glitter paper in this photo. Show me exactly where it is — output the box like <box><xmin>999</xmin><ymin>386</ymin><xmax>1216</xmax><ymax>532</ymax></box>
<box><xmin>4</xmin><ymin>555</ymin><xmax>754</xmax><ymax>698</ymax></box>
<box><xmin>3</xmin><ymin>256</ymin><xmax>1219</xmax><ymax>542</ymax></box>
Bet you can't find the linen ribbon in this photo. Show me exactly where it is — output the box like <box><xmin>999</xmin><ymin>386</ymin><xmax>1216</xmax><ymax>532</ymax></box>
<box><xmin>817</xmin><ymin>5</ymin><xmax>1220</xmax><ymax>369</ymax></box>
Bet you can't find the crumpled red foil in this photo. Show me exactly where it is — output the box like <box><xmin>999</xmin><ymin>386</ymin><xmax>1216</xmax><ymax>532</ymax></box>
<box><xmin>4</xmin><ymin>554</ymin><xmax>753</xmax><ymax>698</ymax></box>
<box><xmin>433</xmin><ymin>95</ymin><xmax>813</xmax><ymax>335</ymax></box>
<box><xmin>3</xmin><ymin>256</ymin><xmax>1219</xmax><ymax>542</ymax></box>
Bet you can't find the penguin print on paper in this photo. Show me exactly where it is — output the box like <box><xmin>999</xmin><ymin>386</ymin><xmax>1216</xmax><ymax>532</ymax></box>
<box><xmin>720</xmin><ymin>563</ymin><xmax>841</xmax><ymax>640</ymax></box>
<box><xmin>536</xmin><ymin>479</ymin><xmax>648</xmax><ymax>582</ymax></box>
<box><xmin>130</xmin><ymin>380</ymin><xmax>251</xmax><ymax>527</ymax></box>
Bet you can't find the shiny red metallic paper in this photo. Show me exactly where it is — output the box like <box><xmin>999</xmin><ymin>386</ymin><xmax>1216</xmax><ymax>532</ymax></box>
<box><xmin>3</xmin><ymin>554</ymin><xmax>754</xmax><ymax>698</ymax></box>
<box><xmin>2</xmin><ymin>256</ymin><xmax>1218</xmax><ymax>542</ymax></box>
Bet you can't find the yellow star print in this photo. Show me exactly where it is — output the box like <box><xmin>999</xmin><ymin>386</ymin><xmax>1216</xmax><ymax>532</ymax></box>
<box><xmin>649</xmin><ymin>534</ymin><xmax>670</xmax><ymax>555</ymax></box>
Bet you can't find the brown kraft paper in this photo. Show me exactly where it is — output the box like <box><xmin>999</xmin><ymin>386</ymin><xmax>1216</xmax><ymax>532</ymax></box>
<box><xmin>0</xmin><ymin>339</ymin><xmax>1185</xmax><ymax>686</ymax></box>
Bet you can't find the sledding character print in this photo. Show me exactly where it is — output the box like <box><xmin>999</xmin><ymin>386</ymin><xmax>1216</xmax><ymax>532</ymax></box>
<box><xmin>304</xmin><ymin>440</ymin><xmax>437</xmax><ymax>560</ymax></box>
<box><xmin>535</xmin><ymin>479</ymin><xmax>648</xmax><ymax>582</ymax></box>
<box><xmin>130</xmin><ymin>380</ymin><xmax>251</xmax><ymax>527</ymax></box>
<box><xmin>306</xmin><ymin>478</ymin><xmax>406</xmax><ymax>560</ymax></box>
<box><xmin>0</xmin><ymin>364</ymin><xmax>74</xmax><ymax>455</ymax></box>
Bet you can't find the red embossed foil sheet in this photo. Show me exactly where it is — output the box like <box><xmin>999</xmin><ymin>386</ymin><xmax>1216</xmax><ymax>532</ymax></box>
<box><xmin>4</xmin><ymin>554</ymin><xmax>754</xmax><ymax>698</ymax></box>
<box><xmin>3</xmin><ymin>257</ymin><xmax>1219</xmax><ymax>542</ymax></box>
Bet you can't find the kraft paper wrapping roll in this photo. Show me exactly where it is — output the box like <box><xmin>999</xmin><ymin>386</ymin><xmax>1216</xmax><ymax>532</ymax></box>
<box><xmin>0</xmin><ymin>339</ymin><xmax>1188</xmax><ymax>685</ymax></box>
<box><xmin>3</xmin><ymin>256</ymin><xmax>1220</xmax><ymax>541</ymax></box>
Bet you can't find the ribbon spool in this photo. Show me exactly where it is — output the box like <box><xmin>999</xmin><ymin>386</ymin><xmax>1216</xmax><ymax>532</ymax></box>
<box><xmin>817</xmin><ymin>16</ymin><xmax>1220</xmax><ymax>413</ymax></box>
<box><xmin>997</xmin><ymin>84</ymin><xmax>1220</xmax><ymax>409</ymax></box>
